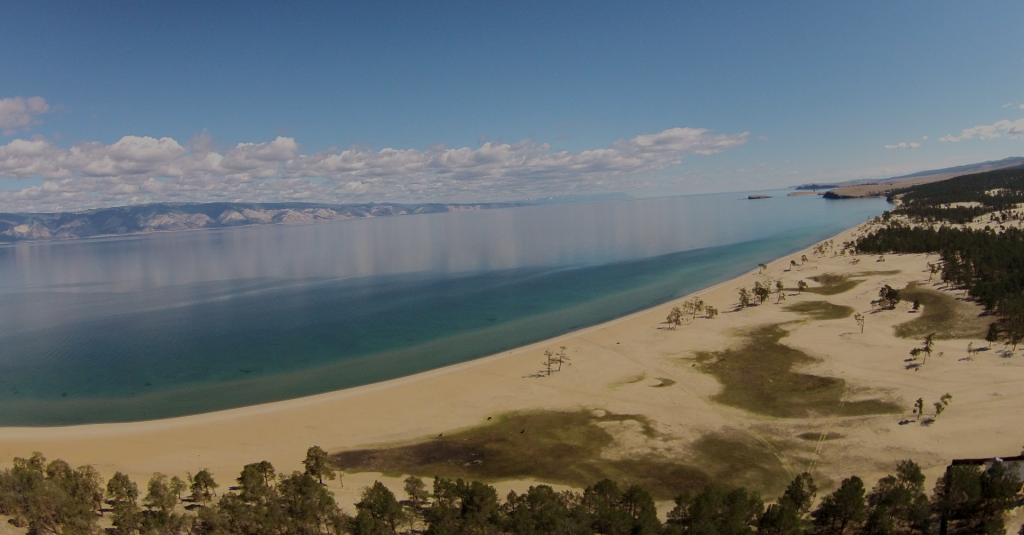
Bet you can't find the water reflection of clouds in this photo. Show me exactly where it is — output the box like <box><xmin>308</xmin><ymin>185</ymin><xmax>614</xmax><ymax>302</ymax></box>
<box><xmin>0</xmin><ymin>193</ymin><xmax>886</xmax><ymax>293</ymax></box>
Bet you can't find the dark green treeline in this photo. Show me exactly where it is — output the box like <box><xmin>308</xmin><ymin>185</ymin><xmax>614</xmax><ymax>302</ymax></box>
<box><xmin>1</xmin><ymin>449</ymin><xmax>1021</xmax><ymax>535</ymax></box>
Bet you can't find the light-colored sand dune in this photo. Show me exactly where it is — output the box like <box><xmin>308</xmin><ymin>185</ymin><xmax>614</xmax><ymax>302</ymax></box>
<box><xmin>2</xmin><ymin>221</ymin><xmax>1022</xmax><ymax>516</ymax></box>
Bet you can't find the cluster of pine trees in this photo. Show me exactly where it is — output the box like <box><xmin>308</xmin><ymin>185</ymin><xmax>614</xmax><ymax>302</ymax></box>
<box><xmin>886</xmin><ymin>168</ymin><xmax>1024</xmax><ymax>211</ymax></box>
<box><xmin>2</xmin><ymin>450</ymin><xmax>1022</xmax><ymax>535</ymax></box>
<box><xmin>855</xmin><ymin>168</ymin><xmax>1024</xmax><ymax>346</ymax></box>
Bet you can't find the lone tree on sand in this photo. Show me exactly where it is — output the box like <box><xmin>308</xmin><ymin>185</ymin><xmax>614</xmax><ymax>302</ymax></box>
<box><xmin>543</xmin><ymin>350</ymin><xmax>557</xmax><ymax>375</ymax></box>
<box><xmin>789</xmin><ymin>260</ymin><xmax>797</xmax><ymax>271</ymax></box>
<box><xmin>705</xmin><ymin>306</ymin><xmax>718</xmax><ymax>319</ymax></box>
<box><xmin>797</xmin><ymin>280</ymin><xmax>808</xmax><ymax>294</ymax></box>
<box><xmin>753</xmin><ymin>283</ymin><xmax>771</xmax><ymax>305</ymax></box>
<box><xmin>666</xmin><ymin>307</ymin><xmax>683</xmax><ymax>329</ymax></box>
<box><xmin>800</xmin><ymin>254</ymin><xmax>808</xmax><ymax>264</ymax></box>
<box><xmin>303</xmin><ymin>446</ymin><xmax>336</xmax><ymax>485</ymax></box>
<box><xmin>877</xmin><ymin>285</ymin><xmax>901</xmax><ymax>309</ymax></box>
<box><xmin>775</xmin><ymin>280</ymin><xmax>786</xmax><ymax>304</ymax></box>
<box><xmin>682</xmin><ymin>296</ymin><xmax>706</xmax><ymax>319</ymax></box>
<box><xmin>853</xmin><ymin>313</ymin><xmax>865</xmax><ymax>333</ymax></box>
<box><xmin>909</xmin><ymin>333</ymin><xmax>936</xmax><ymax>364</ymax></box>
<box><xmin>738</xmin><ymin>288</ymin><xmax>751</xmax><ymax>308</ymax></box>
<box><xmin>986</xmin><ymin>323</ymin><xmax>1000</xmax><ymax>347</ymax></box>
<box><xmin>758</xmin><ymin>263</ymin><xmax>767</xmax><ymax>274</ymax></box>
<box><xmin>933</xmin><ymin>393</ymin><xmax>953</xmax><ymax>419</ymax></box>
<box><xmin>555</xmin><ymin>346</ymin><xmax>570</xmax><ymax>371</ymax></box>
<box><xmin>914</xmin><ymin>398</ymin><xmax>925</xmax><ymax>420</ymax></box>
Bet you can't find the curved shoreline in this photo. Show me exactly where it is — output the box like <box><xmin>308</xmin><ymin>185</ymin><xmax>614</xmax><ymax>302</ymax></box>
<box><xmin>0</xmin><ymin>221</ymin><xmax>867</xmax><ymax>437</ymax></box>
<box><xmin>0</xmin><ymin>215</ymin><xmax>876</xmax><ymax>426</ymax></box>
<box><xmin>8</xmin><ymin>212</ymin><xmax>1024</xmax><ymax>516</ymax></box>
<box><xmin>5</xmin><ymin>216</ymin><xmax>1024</xmax><ymax>517</ymax></box>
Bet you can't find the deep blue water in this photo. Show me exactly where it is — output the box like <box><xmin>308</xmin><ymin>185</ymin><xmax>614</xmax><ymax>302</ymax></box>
<box><xmin>0</xmin><ymin>192</ymin><xmax>888</xmax><ymax>425</ymax></box>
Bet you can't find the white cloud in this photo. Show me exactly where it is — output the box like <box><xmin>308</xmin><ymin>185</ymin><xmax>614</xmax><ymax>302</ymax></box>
<box><xmin>0</xmin><ymin>127</ymin><xmax>748</xmax><ymax>212</ymax></box>
<box><xmin>1020</xmin><ymin>104</ymin><xmax>1024</xmax><ymax>110</ymax></box>
<box><xmin>0</xmin><ymin>97</ymin><xmax>52</xmax><ymax>136</ymax></box>
<box><xmin>922</xmin><ymin>136</ymin><xmax>928</xmax><ymax>140</ymax></box>
<box><xmin>940</xmin><ymin>118</ymin><xmax>1024</xmax><ymax>143</ymax></box>
<box><xmin>884</xmin><ymin>142</ymin><xmax>920</xmax><ymax>149</ymax></box>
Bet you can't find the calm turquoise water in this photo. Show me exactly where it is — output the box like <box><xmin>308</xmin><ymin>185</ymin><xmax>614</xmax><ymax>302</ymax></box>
<box><xmin>0</xmin><ymin>192</ymin><xmax>887</xmax><ymax>425</ymax></box>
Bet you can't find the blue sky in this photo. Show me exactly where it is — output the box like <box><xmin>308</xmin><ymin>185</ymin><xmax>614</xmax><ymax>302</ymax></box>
<box><xmin>1</xmin><ymin>1</ymin><xmax>1022</xmax><ymax>211</ymax></box>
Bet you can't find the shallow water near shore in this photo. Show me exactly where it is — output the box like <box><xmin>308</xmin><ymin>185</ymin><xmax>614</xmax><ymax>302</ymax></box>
<box><xmin>0</xmin><ymin>192</ymin><xmax>887</xmax><ymax>425</ymax></box>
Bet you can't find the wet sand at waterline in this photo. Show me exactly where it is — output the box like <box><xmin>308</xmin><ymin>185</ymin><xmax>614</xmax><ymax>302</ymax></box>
<box><xmin>2</xmin><ymin>220</ymin><xmax>1023</xmax><ymax>517</ymax></box>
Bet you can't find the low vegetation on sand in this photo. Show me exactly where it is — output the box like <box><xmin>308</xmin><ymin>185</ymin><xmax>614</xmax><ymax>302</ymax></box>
<box><xmin>693</xmin><ymin>324</ymin><xmax>901</xmax><ymax>418</ymax></box>
<box><xmin>895</xmin><ymin>283</ymin><xmax>990</xmax><ymax>340</ymax></box>
<box><xmin>3</xmin><ymin>451</ymin><xmax>1021</xmax><ymax>535</ymax></box>
<box><xmin>783</xmin><ymin>300</ymin><xmax>855</xmax><ymax>321</ymax></box>
<box><xmin>332</xmin><ymin>410</ymin><xmax>792</xmax><ymax>499</ymax></box>
<box><xmin>801</xmin><ymin>273</ymin><xmax>863</xmax><ymax>295</ymax></box>
<box><xmin>799</xmin><ymin>271</ymin><xmax>901</xmax><ymax>296</ymax></box>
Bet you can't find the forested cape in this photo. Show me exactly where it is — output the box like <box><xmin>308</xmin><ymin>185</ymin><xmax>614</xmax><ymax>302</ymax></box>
<box><xmin>1</xmin><ymin>450</ymin><xmax>1021</xmax><ymax>535</ymax></box>
<box><xmin>855</xmin><ymin>166</ymin><xmax>1024</xmax><ymax>346</ymax></box>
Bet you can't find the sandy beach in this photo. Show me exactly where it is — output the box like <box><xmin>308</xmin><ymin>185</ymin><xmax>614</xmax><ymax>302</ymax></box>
<box><xmin>2</xmin><ymin>219</ymin><xmax>1023</xmax><ymax>519</ymax></box>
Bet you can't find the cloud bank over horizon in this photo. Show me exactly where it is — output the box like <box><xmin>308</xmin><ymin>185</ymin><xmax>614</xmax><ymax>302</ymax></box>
<box><xmin>0</xmin><ymin>127</ymin><xmax>748</xmax><ymax>212</ymax></box>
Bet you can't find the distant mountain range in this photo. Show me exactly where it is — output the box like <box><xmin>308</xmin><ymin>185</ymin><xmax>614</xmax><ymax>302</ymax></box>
<box><xmin>0</xmin><ymin>193</ymin><xmax>634</xmax><ymax>244</ymax></box>
<box><xmin>0</xmin><ymin>201</ymin><xmax>533</xmax><ymax>243</ymax></box>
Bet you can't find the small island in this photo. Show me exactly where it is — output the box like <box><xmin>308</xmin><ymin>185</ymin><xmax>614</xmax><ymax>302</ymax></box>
<box><xmin>747</xmin><ymin>194</ymin><xmax>772</xmax><ymax>199</ymax></box>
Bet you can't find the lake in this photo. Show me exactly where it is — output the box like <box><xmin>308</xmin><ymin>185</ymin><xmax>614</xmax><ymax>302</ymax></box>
<box><xmin>0</xmin><ymin>192</ymin><xmax>887</xmax><ymax>425</ymax></box>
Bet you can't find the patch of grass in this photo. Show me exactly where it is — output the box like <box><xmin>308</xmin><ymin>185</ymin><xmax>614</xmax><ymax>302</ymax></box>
<box><xmin>783</xmin><ymin>301</ymin><xmax>854</xmax><ymax>320</ymax></box>
<box><xmin>651</xmin><ymin>377</ymin><xmax>676</xmax><ymax>388</ymax></box>
<box><xmin>692</xmin><ymin>433</ymin><xmax>792</xmax><ymax>495</ymax></box>
<box><xmin>895</xmin><ymin>283</ymin><xmax>989</xmax><ymax>340</ymax></box>
<box><xmin>802</xmin><ymin>274</ymin><xmax>864</xmax><ymax>295</ymax></box>
<box><xmin>331</xmin><ymin>410</ymin><xmax>794</xmax><ymax>498</ymax></box>
<box><xmin>796</xmin><ymin>432</ymin><xmax>844</xmax><ymax>441</ymax></box>
<box><xmin>793</xmin><ymin>271</ymin><xmax>900</xmax><ymax>296</ymax></box>
<box><xmin>849</xmin><ymin>270</ymin><xmax>902</xmax><ymax>277</ymax></box>
<box><xmin>693</xmin><ymin>324</ymin><xmax>901</xmax><ymax>418</ymax></box>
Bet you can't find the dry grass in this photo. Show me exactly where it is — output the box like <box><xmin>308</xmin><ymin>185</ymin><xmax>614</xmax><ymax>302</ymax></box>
<box><xmin>693</xmin><ymin>324</ymin><xmax>901</xmax><ymax>418</ymax></box>
<box><xmin>896</xmin><ymin>283</ymin><xmax>990</xmax><ymax>340</ymax></box>
<box><xmin>783</xmin><ymin>301</ymin><xmax>854</xmax><ymax>321</ymax></box>
<box><xmin>331</xmin><ymin>410</ymin><xmax>796</xmax><ymax>498</ymax></box>
<box><xmin>800</xmin><ymin>271</ymin><xmax>901</xmax><ymax>296</ymax></box>
<box><xmin>691</xmin><ymin>432</ymin><xmax>792</xmax><ymax>495</ymax></box>
<box><xmin>802</xmin><ymin>274</ymin><xmax>863</xmax><ymax>296</ymax></box>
